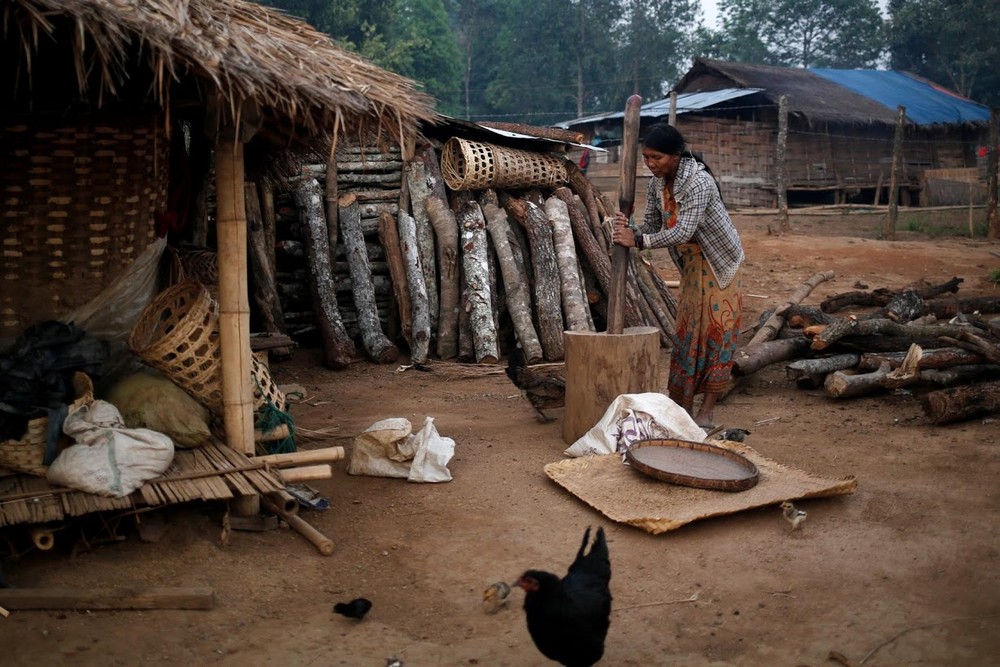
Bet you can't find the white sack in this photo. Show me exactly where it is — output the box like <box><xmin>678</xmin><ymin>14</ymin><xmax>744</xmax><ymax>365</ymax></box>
<box><xmin>347</xmin><ymin>416</ymin><xmax>455</xmax><ymax>483</ymax></box>
<box><xmin>564</xmin><ymin>392</ymin><xmax>706</xmax><ymax>458</ymax></box>
<box><xmin>47</xmin><ymin>399</ymin><xmax>175</xmax><ymax>497</ymax></box>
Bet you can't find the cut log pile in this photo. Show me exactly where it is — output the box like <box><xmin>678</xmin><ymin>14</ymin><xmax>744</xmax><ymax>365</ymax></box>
<box><xmin>272</xmin><ymin>137</ymin><xmax>676</xmax><ymax>367</ymax></box>
<box><xmin>733</xmin><ymin>275</ymin><xmax>1000</xmax><ymax>425</ymax></box>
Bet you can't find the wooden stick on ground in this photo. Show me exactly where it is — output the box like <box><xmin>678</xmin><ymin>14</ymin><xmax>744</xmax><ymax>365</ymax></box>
<box><xmin>746</xmin><ymin>270</ymin><xmax>835</xmax><ymax>347</ymax></box>
<box><xmin>260</xmin><ymin>497</ymin><xmax>334</xmax><ymax>556</ymax></box>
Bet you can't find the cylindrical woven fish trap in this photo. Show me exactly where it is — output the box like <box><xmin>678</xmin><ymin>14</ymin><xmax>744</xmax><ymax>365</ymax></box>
<box><xmin>440</xmin><ymin>137</ymin><xmax>567</xmax><ymax>191</ymax></box>
<box><xmin>128</xmin><ymin>280</ymin><xmax>284</xmax><ymax>416</ymax></box>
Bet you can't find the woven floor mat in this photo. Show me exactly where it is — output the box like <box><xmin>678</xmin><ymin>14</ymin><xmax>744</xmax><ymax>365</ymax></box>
<box><xmin>544</xmin><ymin>440</ymin><xmax>857</xmax><ymax>534</ymax></box>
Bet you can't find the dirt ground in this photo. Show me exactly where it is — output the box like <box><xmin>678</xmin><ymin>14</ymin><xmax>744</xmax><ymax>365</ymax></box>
<box><xmin>2</xmin><ymin>210</ymin><xmax>999</xmax><ymax>666</ymax></box>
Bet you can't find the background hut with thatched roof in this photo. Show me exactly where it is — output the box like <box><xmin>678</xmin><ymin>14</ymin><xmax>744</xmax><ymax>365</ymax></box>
<box><xmin>0</xmin><ymin>0</ymin><xmax>437</xmax><ymax>461</ymax></box>
<box><xmin>559</xmin><ymin>58</ymin><xmax>991</xmax><ymax>209</ymax></box>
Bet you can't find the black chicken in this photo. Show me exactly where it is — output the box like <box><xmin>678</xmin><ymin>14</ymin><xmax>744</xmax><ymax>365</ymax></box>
<box><xmin>505</xmin><ymin>350</ymin><xmax>565</xmax><ymax>422</ymax></box>
<box><xmin>516</xmin><ymin>526</ymin><xmax>612</xmax><ymax>666</ymax></box>
<box><xmin>333</xmin><ymin>597</ymin><xmax>372</xmax><ymax>620</ymax></box>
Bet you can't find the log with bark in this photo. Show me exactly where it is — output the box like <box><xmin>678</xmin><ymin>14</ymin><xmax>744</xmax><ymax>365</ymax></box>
<box><xmin>424</xmin><ymin>195</ymin><xmax>461</xmax><ymax>359</ymax></box>
<box><xmin>785</xmin><ymin>353</ymin><xmax>861</xmax><ymax>389</ymax></box>
<box><xmin>546</xmin><ymin>195</ymin><xmax>592</xmax><ymax>332</ymax></box>
<box><xmin>746</xmin><ymin>270</ymin><xmax>835</xmax><ymax>347</ymax></box>
<box><xmin>811</xmin><ymin>318</ymin><xmax>983</xmax><ymax>351</ymax></box>
<box><xmin>482</xmin><ymin>202</ymin><xmax>544</xmax><ymax>363</ymax></box>
<box><xmin>340</xmin><ymin>194</ymin><xmax>399</xmax><ymax>363</ymax></box>
<box><xmin>823</xmin><ymin>362</ymin><xmax>893</xmax><ymax>399</ymax></box>
<box><xmin>820</xmin><ymin>277</ymin><xmax>963</xmax><ymax>313</ymax></box>
<box><xmin>564</xmin><ymin>160</ymin><xmax>606</xmax><ymax>247</ymax></box>
<box><xmin>920</xmin><ymin>379</ymin><xmax>1000</xmax><ymax>424</ymax></box>
<box><xmin>938</xmin><ymin>331</ymin><xmax>1000</xmax><ymax>365</ymax></box>
<box><xmin>504</xmin><ymin>196</ymin><xmax>565</xmax><ymax>360</ymax></box>
<box><xmin>457</xmin><ymin>201</ymin><xmax>499</xmax><ymax>364</ymax></box>
<box><xmin>857</xmin><ymin>347</ymin><xmax>987</xmax><ymax>371</ymax></box>
<box><xmin>245</xmin><ymin>182</ymin><xmax>287</xmax><ymax>344</ymax></box>
<box><xmin>397</xmin><ymin>210</ymin><xmax>431</xmax><ymax>364</ymax></box>
<box><xmin>405</xmin><ymin>158</ymin><xmax>440</xmax><ymax>332</ymax></box>
<box><xmin>733</xmin><ymin>337</ymin><xmax>813</xmax><ymax>376</ymax></box>
<box><xmin>293</xmin><ymin>179</ymin><xmax>356</xmax><ymax>369</ymax></box>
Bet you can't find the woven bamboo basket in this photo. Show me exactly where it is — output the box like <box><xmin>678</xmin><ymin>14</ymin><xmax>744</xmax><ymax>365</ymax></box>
<box><xmin>128</xmin><ymin>281</ymin><xmax>284</xmax><ymax>417</ymax></box>
<box><xmin>0</xmin><ymin>373</ymin><xmax>94</xmax><ymax>477</ymax></box>
<box><xmin>440</xmin><ymin>137</ymin><xmax>568</xmax><ymax>191</ymax></box>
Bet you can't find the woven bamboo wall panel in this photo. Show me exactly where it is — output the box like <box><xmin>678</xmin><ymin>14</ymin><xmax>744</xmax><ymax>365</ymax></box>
<box><xmin>1</xmin><ymin>116</ymin><xmax>167</xmax><ymax>337</ymax></box>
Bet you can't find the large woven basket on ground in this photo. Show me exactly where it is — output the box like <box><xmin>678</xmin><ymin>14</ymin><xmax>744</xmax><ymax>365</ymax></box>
<box><xmin>440</xmin><ymin>137</ymin><xmax>568</xmax><ymax>191</ymax></box>
<box><xmin>0</xmin><ymin>373</ymin><xmax>94</xmax><ymax>477</ymax></box>
<box><xmin>128</xmin><ymin>280</ymin><xmax>284</xmax><ymax>417</ymax></box>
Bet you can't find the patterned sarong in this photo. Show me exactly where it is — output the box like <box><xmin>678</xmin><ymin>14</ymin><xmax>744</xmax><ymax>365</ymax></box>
<box><xmin>667</xmin><ymin>243</ymin><xmax>742</xmax><ymax>412</ymax></box>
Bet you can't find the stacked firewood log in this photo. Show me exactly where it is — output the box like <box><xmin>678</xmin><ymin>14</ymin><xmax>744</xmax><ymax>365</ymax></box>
<box><xmin>731</xmin><ymin>273</ymin><xmax>1000</xmax><ymax>424</ymax></box>
<box><xmin>272</xmin><ymin>136</ymin><xmax>676</xmax><ymax>369</ymax></box>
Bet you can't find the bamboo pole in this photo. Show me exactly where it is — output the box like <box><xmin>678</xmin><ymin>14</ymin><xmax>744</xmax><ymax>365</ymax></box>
<box><xmin>256</xmin><ymin>446</ymin><xmax>345</xmax><ymax>466</ymax></box>
<box><xmin>260</xmin><ymin>497</ymin><xmax>334</xmax><ymax>556</ymax></box>
<box><xmin>214</xmin><ymin>133</ymin><xmax>255</xmax><ymax>458</ymax></box>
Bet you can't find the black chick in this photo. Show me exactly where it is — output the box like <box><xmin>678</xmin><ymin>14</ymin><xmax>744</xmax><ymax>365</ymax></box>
<box><xmin>333</xmin><ymin>597</ymin><xmax>372</xmax><ymax>620</ymax></box>
<box><xmin>505</xmin><ymin>349</ymin><xmax>565</xmax><ymax>423</ymax></box>
<box><xmin>517</xmin><ymin>526</ymin><xmax>612</xmax><ymax>666</ymax></box>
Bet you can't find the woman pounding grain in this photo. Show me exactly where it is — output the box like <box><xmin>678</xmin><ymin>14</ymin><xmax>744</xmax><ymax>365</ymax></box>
<box><xmin>611</xmin><ymin>123</ymin><xmax>744</xmax><ymax>428</ymax></box>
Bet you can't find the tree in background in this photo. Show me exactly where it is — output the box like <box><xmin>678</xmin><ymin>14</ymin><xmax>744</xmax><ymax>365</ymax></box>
<box><xmin>382</xmin><ymin>0</ymin><xmax>463</xmax><ymax>115</ymax></box>
<box><xmin>887</xmin><ymin>0</ymin><xmax>1000</xmax><ymax>107</ymax></box>
<box><xmin>699</xmin><ymin>0</ymin><xmax>884</xmax><ymax>68</ymax></box>
<box><xmin>613</xmin><ymin>0</ymin><xmax>699</xmax><ymax>104</ymax></box>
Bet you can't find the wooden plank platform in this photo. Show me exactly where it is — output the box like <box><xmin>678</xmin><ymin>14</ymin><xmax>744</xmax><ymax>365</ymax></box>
<box><xmin>0</xmin><ymin>440</ymin><xmax>284</xmax><ymax>527</ymax></box>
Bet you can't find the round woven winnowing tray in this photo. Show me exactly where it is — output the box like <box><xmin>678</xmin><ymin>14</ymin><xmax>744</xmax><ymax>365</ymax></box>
<box><xmin>625</xmin><ymin>438</ymin><xmax>760</xmax><ymax>492</ymax></box>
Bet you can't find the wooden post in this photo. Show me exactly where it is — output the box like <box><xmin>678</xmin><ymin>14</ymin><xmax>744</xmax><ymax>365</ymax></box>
<box><xmin>988</xmin><ymin>107</ymin><xmax>999</xmax><ymax>240</ymax></box>
<box><xmin>608</xmin><ymin>94</ymin><xmax>642</xmax><ymax>334</ymax></box>
<box><xmin>215</xmin><ymin>134</ymin><xmax>255</xmax><ymax>458</ymax></box>
<box><xmin>668</xmin><ymin>91</ymin><xmax>678</xmax><ymax>127</ymax></box>
<box><xmin>885</xmin><ymin>105</ymin><xmax>906</xmax><ymax>240</ymax></box>
<box><xmin>777</xmin><ymin>95</ymin><xmax>789</xmax><ymax>233</ymax></box>
<box><xmin>563</xmin><ymin>327</ymin><xmax>660</xmax><ymax>444</ymax></box>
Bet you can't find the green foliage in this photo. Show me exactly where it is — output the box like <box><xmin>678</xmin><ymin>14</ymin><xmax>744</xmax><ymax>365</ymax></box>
<box><xmin>887</xmin><ymin>0</ymin><xmax>1000</xmax><ymax>106</ymax></box>
<box><xmin>988</xmin><ymin>267</ymin><xmax>1000</xmax><ymax>286</ymax></box>
<box><xmin>701</xmin><ymin>0</ymin><xmax>885</xmax><ymax>67</ymax></box>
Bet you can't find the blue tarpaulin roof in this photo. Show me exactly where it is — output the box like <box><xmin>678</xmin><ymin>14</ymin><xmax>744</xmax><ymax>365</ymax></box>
<box><xmin>810</xmin><ymin>69</ymin><xmax>990</xmax><ymax>126</ymax></box>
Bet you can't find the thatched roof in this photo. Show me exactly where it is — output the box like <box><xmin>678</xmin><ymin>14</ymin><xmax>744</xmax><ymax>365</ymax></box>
<box><xmin>3</xmin><ymin>0</ymin><xmax>438</xmax><ymax>142</ymax></box>
<box><xmin>675</xmin><ymin>58</ymin><xmax>901</xmax><ymax>127</ymax></box>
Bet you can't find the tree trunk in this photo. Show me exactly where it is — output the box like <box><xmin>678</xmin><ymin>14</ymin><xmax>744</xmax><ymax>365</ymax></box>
<box><xmin>483</xmin><ymin>202</ymin><xmax>544</xmax><ymax>364</ymax></box>
<box><xmin>424</xmin><ymin>195</ymin><xmax>461</xmax><ymax>359</ymax></box>
<box><xmin>857</xmin><ymin>347</ymin><xmax>987</xmax><ymax>371</ymax></box>
<box><xmin>293</xmin><ymin>179</ymin><xmax>356</xmax><ymax>369</ymax></box>
<box><xmin>324</xmin><ymin>154</ymin><xmax>339</xmax><ymax>271</ymax></box>
<box><xmin>812</xmin><ymin>318</ymin><xmax>978</xmax><ymax>351</ymax></box>
<box><xmin>920</xmin><ymin>380</ymin><xmax>1000</xmax><ymax>424</ymax></box>
<box><xmin>457</xmin><ymin>201</ymin><xmax>499</xmax><ymax>364</ymax></box>
<box><xmin>785</xmin><ymin>353</ymin><xmax>861</xmax><ymax>389</ymax></box>
<box><xmin>504</xmin><ymin>196</ymin><xmax>565</xmax><ymax>360</ymax></box>
<box><xmin>820</xmin><ymin>277</ymin><xmax>963</xmax><ymax>313</ymax></box>
<box><xmin>632</xmin><ymin>257</ymin><xmax>675</xmax><ymax>335</ymax></box>
<box><xmin>340</xmin><ymin>194</ymin><xmax>399</xmax><ymax>363</ymax></box>
<box><xmin>733</xmin><ymin>337</ymin><xmax>812</xmax><ymax>376</ymax></box>
<box><xmin>377</xmin><ymin>211</ymin><xmax>412</xmax><ymax>347</ymax></box>
<box><xmin>398</xmin><ymin>211</ymin><xmax>431</xmax><ymax>364</ymax></box>
<box><xmin>824</xmin><ymin>363</ymin><xmax>892</xmax><ymax>399</ymax></box>
<box><xmin>545</xmin><ymin>195</ymin><xmax>592</xmax><ymax>332</ymax></box>
<box><xmin>639</xmin><ymin>255</ymin><xmax>678</xmax><ymax>318</ymax></box>
<box><xmin>564</xmin><ymin>160</ymin><xmax>606</xmax><ymax>247</ymax></box>
<box><xmin>245</xmin><ymin>183</ymin><xmax>287</xmax><ymax>340</ymax></box>
<box><xmin>405</xmin><ymin>159</ymin><xmax>439</xmax><ymax>332</ymax></box>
